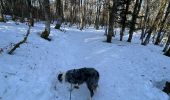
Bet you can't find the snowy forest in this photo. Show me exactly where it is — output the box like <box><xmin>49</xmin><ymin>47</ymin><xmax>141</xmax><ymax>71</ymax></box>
<box><xmin>0</xmin><ymin>0</ymin><xmax>170</xmax><ymax>100</ymax></box>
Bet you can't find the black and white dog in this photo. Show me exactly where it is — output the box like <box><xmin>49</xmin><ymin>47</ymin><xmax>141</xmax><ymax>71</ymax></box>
<box><xmin>58</xmin><ymin>67</ymin><xmax>99</xmax><ymax>99</ymax></box>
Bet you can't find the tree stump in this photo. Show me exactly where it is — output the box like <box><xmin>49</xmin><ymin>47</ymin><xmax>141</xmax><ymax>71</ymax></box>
<box><xmin>41</xmin><ymin>29</ymin><xmax>51</xmax><ymax>41</ymax></box>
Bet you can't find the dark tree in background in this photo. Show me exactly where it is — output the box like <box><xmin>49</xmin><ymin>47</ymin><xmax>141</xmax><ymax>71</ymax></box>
<box><xmin>41</xmin><ymin>0</ymin><xmax>51</xmax><ymax>40</ymax></box>
<box><xmin>155</xmin><ymin>1</ymin><xmax>170</xmax><ymax>45</ymax></box>
<box><xmin>106</xmin><ymin>0</ymin><xmax>117</xmax><ymax>43</ymax></box>
<box><xmin>26</xmin><ymin>0</ymin><xmax>34</xmax><ymax>26</ymax></box>
<box><xmin>55</xmin><ymin>0</ymin><xmax>63</xmax><ymax>29</ymax></box>
<box><xmin>140</xmin><ymin>0</ymin><xmax>149</xmax><ymax>43</ymax></box>
<box><xmin>163</xmin><ymin>33</ymin><xmax>170</xmax><ymax>55</ymax></box>
<box><xmin>142</xmin><ymin>0</ymin><xmax>167</xmax><ymax>45</ymax></box>
<box><xmin>95</xmin><ymin>0</ymin><xmax>102</xmax><ymax>30</ymax></box>
<box><xmin>1</xmin><ymin>0</ymin><xmax>170</xmax><ymax>57</ymax></box>
<box><xmin>0</xmin><ymin>0</ymin><xmax>5</xmax><ymax>22</ymax></box>
<box><xmin>127</xmin><ymin>0</ymin><xmax>142</xmax><ymax>42</ymax></box>
<box><xmin>79</xmin><ymin>0</ymin><xmax>86</xmax><ymax>30</ymax></box>
<box><xmin>119</xmin><ymin>0</ymin><xmax>131</xmax><ymax>41</ymax></box>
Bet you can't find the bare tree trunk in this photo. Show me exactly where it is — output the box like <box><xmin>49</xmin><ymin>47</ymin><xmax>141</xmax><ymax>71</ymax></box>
<box><xmin>95</xmin><ymin>0</ymin><xmax>102</xmax><ymax>30</ymax></box>
<box><xmin>20</xmin><ymin>0</ymin><xmax>25</xmax><ymax>23</ymax></box>
<box><xmin>0</xmin><ymin>0</ymin><xmax>5</xmax><ymax>22</ymax></box>
<box><xmin>26</xmin><ymin>0</ymin><xmax>34</xmax><ymax>27</ymax></box>
<box><xmin>41</xmin><ymin>0</ymin><xmax>51</xmax><ymax>40</ymax></box>
<box><xmin>37</xmin><ymin>0</ymin><xmax>43</xmax><ymax>20</ymax></box>
<box><xmin>127</xmin><ymin>0</ymin><xmax>142</xmax><ymax>42</ymax></box>
<box><xmin>164</xmin><ymin>47</ymin><xmax>170</xmax><ymax>57</ymax></box>
<box><xmin>69</xmin><ymin>3</ymin><xmax>74</xmax><ymax>26</ymax></box>
<box><xmin>120</xmin><ymin>0</ymin><xmax>130</xmax><ymax>41</ymax></box>
<box><xmin>142</xmin><ymin>0</ymin><xmax>167</xmax><ymax>45</ymax></box>
<box><xmin>55</xmin><ymin>0</ymin><xmax>63</xmax><ymax>29</ymax></box>
<box><xmin>163</xmin><ymin>33</ymin><xmax>170</xmax><ymax>52</ymax></box>
<box><xmin>155</xmin><ymin>1</ymin><xmax>170</xmax><ymax>45</ymax></box>
<box><xmin>106</xmin><ymin>0</ymin><xmax>117</xmax><ymax>43</ymax></box>
<box><xmin>80</xmin><ymin>0</ymin><xmax>85</xmax><ymax>30</ymax></box>
<box><xmin>140</xmin><ymin>0</ymin><xmax>149</xmax><ymax>42</ymax></box>
<box><xmin>10</xmin><ymin>0</ymin><xmax>15</xmax><ymax>20</ymax></box>
<box><xmin>0</xmin><ymin>7</ymin><xmax>4</xmax><ymax>22</ymax></box>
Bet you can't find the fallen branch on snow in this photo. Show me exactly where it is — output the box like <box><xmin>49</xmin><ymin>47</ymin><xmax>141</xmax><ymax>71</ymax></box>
<box><xmin>8</xmin><ymin>26</ymin><xmax>31</xmax><ymax>54</ymax></box>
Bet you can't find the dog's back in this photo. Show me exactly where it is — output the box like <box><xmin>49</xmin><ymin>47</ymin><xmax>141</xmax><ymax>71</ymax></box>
<box><xmin>65</xmin><ymin>68</ymin><xmax>99</xmax><ymax>85</ymax></box>
<box><xmin>59</xmin><ymin>67</ymin><xmax>99</xmax><ymax>99</ymax></box>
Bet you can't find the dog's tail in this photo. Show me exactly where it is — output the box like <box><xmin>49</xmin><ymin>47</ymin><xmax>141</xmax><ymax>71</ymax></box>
<box><xmin>93</xmin><ymin>77</ymin><xmax>99</xmax><ymax>92</ymax></box>
<box><xmin>93</xmin><ymin>84</ymin><xmax>98</xmax><ymax>92</ymax></box>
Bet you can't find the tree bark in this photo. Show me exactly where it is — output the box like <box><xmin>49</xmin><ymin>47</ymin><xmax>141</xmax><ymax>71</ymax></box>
<box><xmin>142</xmin><ymin>0</ymin><xmax>167</xmax><ymax>45</ymax></box>
<box><xmin>163</xmin><ymin>33</ymin><xmax>170</xmax><ymax>52</ymax></box>
<box><xmin>120</xmin><ymin>0</ymin><xmax>130</xmax><ymax>41</ymax></box>
<box><xmin>80</xmin><ymin>0</ymin><xmax>85</xmax><ymax>30</ymax></box>
<box><xmin>0</xmin><ymin>0</ymin><xmax>5</xmax><ymax>22</ymax></box>
<box><xmin>95</xmin><ymin>0</ymin><xmax>102</xmax><ymax>30</ymax></box>
<box><xmin>26</xmin><ymin>0</ymin><xmax>34</xmax><ymax>27</ymax></box>
<box><xmin>106</xmin><ymin>0</ymin><xmax>117</xmax><ymax>43</ymax></box>
<box><xmin>41</xmin><ymin>0</ymin><xmax>51</xmax><ymax>40</ymax></box>
<box><xmin>140</xmin><ymin>0</ymin><xmax>149</xmax><ymax>42</ymax></box>
<box><xmin>164</xmin><ymin>47</ymin><xmax>170</xmax><ymax>57</ymax></box>
<box><xmin>127</xmin><ymin>0</ymin><xmax>142</xmax><ymax>42</ymax></box>
<box><xmin>55</xmin><ymin>0</ymin><xmax>63</xmax><ymax>29</ymax></box>
<box><xmin>155</xmin><ymin>1</ymin><xmax>170</xmax><ymax>45</ymax></box>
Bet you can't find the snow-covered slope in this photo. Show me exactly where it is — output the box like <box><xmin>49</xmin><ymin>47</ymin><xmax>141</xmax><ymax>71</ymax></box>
<box><xmin>0</xmin><ymin>22</ymin><xmax>170</xmax><ymax>100</ymax></box>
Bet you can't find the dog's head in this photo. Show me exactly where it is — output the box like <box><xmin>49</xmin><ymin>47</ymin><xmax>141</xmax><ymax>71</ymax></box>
<box><xmin>57</xmin><ymin>72</ymin><xmax>66</xmax><ymax>83</ymax></box>
<box><xmin>58</xmin><ymin>73</ymin><xmax>63</xmax><ymax>82</ymax></box>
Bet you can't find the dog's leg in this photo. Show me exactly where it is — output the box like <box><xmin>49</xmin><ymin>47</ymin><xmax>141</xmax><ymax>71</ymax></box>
<box><xmin>87</xmin><ymin>84</ymin><xmax>94</xmax><ymax>100</ymax></box>
<box><xmin>93</xmin><ymin>85</ymin><xmax>99</xmax><ymax>93</ymax></box>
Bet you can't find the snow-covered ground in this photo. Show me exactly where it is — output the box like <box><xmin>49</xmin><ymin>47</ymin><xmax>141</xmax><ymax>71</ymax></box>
<box><xmin>0</xmin><ymin>21</ymin><xmax>170</xmax><ymax>100</ymax></box>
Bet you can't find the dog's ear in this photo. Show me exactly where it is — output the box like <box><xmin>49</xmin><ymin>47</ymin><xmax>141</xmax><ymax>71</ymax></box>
<box><xmin>58</xmin><ymin>73</ymin><xmax>63</xmax><ymax>82</ymax></box>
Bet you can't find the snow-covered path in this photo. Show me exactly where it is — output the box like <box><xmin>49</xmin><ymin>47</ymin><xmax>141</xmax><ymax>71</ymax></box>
<box><xmin>0</xmin><ymin>22</ymin><xmax>170</xmax><ymax>100</ymax></box>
